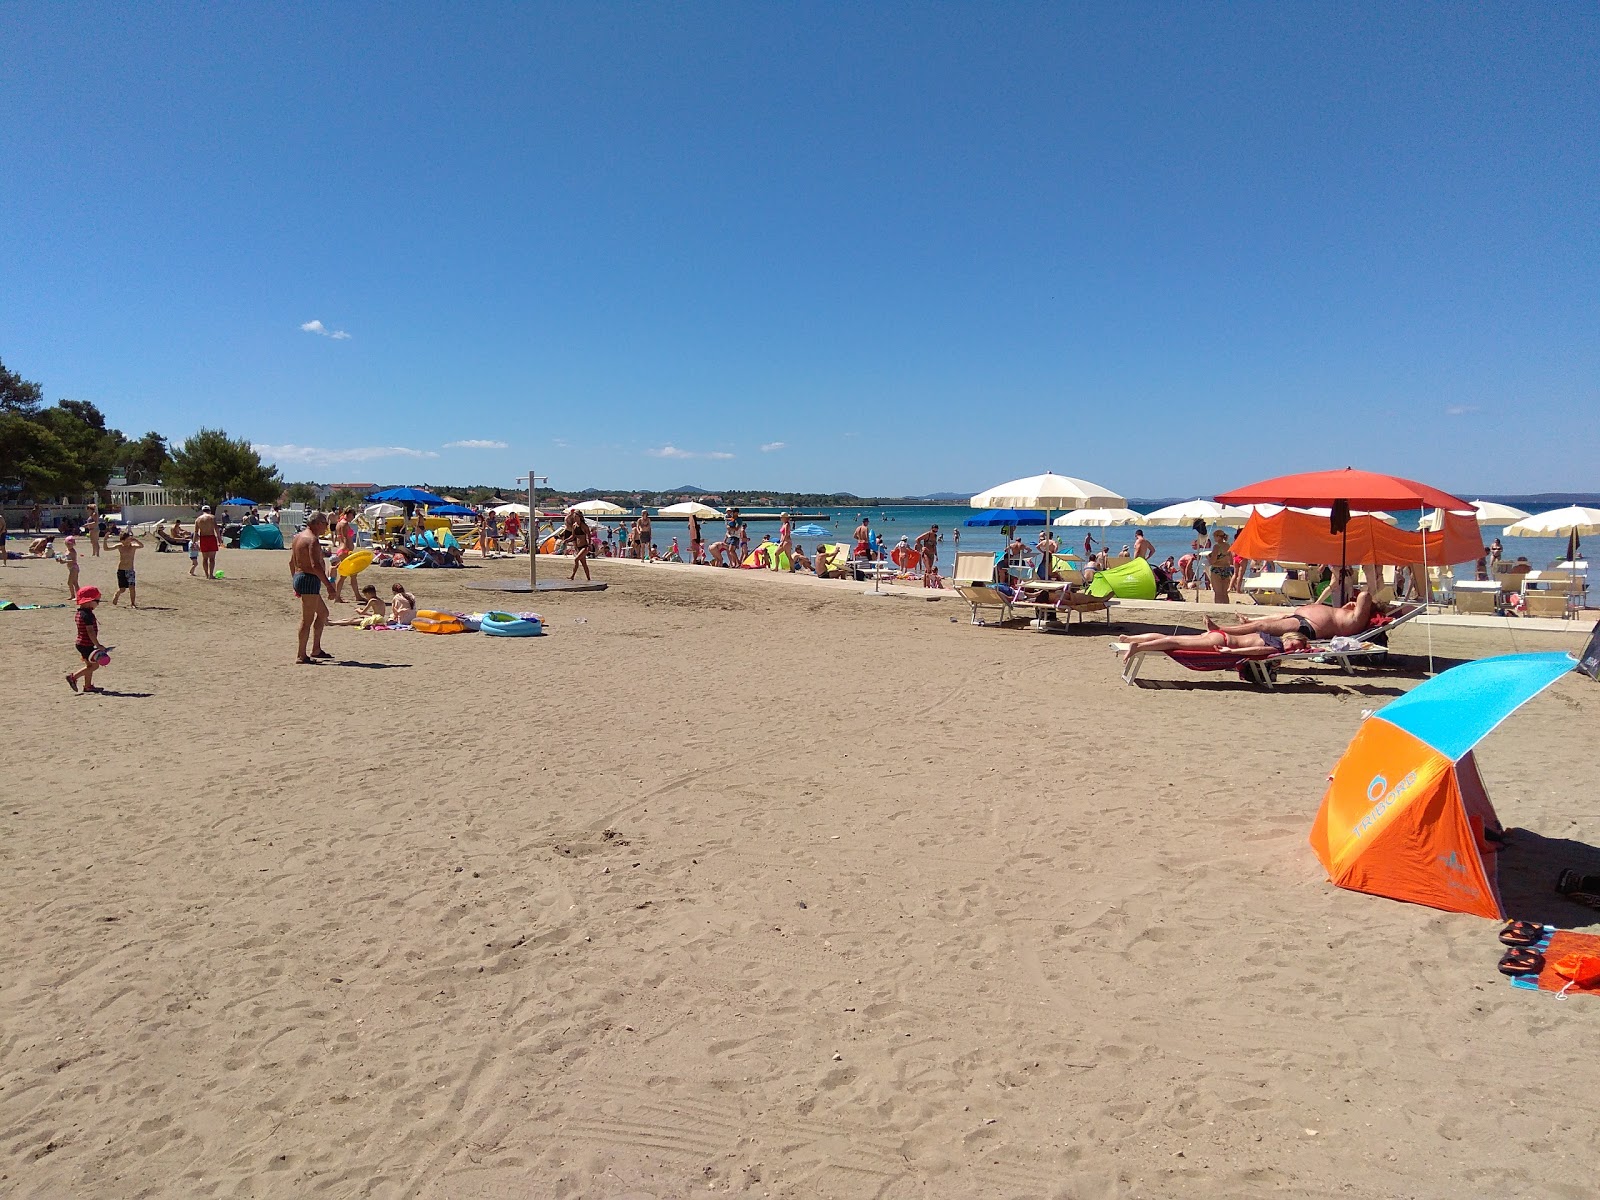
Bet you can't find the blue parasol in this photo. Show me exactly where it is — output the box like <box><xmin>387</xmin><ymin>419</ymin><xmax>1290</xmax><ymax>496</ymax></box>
<box><xmin>794</xmin><ymin>523</ymin><xmax>830</xmax><ymax>537</ymax></box>
<box><xmin>430</xmin><ymin>503</ymin><xmax>477</xmax><ymax>516</ymax></box>
<box><xmin>366</xmin><ymin>486</ymin><xmax>448</xmax><ymax>506</ymax></box>
<box><xmin>220</xmin><ymin>497</ymin><xmax>257</xmax><ymax>507</ymax></box>
<box><xmin>963</xmin><ymin>508</ymin><xmax>1046</xmax><ymax>527</ymax></box>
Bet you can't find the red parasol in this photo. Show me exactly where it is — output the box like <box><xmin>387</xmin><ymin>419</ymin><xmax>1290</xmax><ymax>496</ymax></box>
<box><xmin>1214</xmin><ymin>468</ymin><xmax>1469</xmax><ymax>513</ymax></box>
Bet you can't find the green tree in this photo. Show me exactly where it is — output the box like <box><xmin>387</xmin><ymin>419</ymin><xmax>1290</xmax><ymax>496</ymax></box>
<box><xmin>0</xmin><ymin>357</ymin><xmax>44</xmax><ymax>416</ymax></box>
<box><xmin>284</xmin><ymin>482</ymin><xmax>319</xmax><ymax>505</ymax></box>
<box><xmin>36</xmin><ymin>400</ymin><xmax>125</xmax><ymax>495</ymax></box>
<box><xmin>0</xmin><ymin>411</ymin><xmax>82</xmax><ymax>497</ymax></box>
<box><xmin>117</xmin><ymin>431</ymin><xmax>170</xmax><ymax>484</ymax></box>
<box><xmin>325</xmin><ymin>488</ymin><xmax>367</xmax><ymax>512</ymax></box>
<box><xmin>166</xmin><ymin>428</ymin><xmax>283</xmax><ymax>507</ymax></box>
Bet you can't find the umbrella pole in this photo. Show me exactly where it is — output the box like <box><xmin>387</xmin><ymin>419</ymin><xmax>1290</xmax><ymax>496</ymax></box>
<box><xmin>1421</xmin><ymin>513</ymin><xmax>1434</xmax><ymax>676</ymax></box>
<box><xmin>528</xmin><ymin>467</ymin><xmax>537</xmax><ymax>590</ymax></box>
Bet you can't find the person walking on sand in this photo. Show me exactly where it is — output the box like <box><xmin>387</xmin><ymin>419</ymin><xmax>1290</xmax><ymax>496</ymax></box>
<box><xmin>194</xmin><ymin>505</ymin><xmax>221</xmax><ymax>579</ymax></box>
<box><xmin>65</xmin><ymin>586</ymin><xmax>107</xmax><ymax>693</ymax></box>
<box><xmin>110</xmin><ymin>529</ymin><xmax>144</xmax><ymax>606</ymax></box>
<box><xmin>568</xmin><ymin>510</ymin><xmax>592</xmax><ymax>581</ymax></box>
<box><xmin>60</xmin><ymin>535</ymin><xmax>80</xmax><ymax>598</ymax></box>
<box><xmin>330</xmin><ymin>508</ymin><xmax>358</xmax><ymax>600</ymax></box>
<box><xmin>289</xmin><ymin>511</ymin><xmax>342</xmax><ymax>663</ymax></box>
<box><xmin>85</xmin><ymin>501</ymin><xmax>101</xmax><ymax>557</ymax></box>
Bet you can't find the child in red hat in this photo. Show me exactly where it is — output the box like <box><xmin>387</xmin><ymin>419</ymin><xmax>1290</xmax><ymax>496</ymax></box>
<box><xmin>66</xmin><ymin>586</ymin><xmax>106</xmax><ymax>693</ymax></box>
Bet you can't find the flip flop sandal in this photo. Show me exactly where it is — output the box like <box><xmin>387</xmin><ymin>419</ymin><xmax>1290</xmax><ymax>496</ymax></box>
<box><xmin>1500</xmin><ymin>920</ymin><xmax>1545</xmax><ymax>947</ymax></box>
<box><xmin>1499</xmin><ymin>947</ymin><xmax>1545</xmax><ymax>976</ymax></box>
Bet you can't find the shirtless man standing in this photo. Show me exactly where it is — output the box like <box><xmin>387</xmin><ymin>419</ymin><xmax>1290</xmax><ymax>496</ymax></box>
<box><xmin>853</xmin><ymin>516</ymin><xmax>871</xmax><ymax>559</ymax></box>
<box><xmin>110</xmin><ymin>529</ymin><xmax>145</xmax><ymax>606</ymax></box>
<box><xmin>289</xmin><ymin>511</ymin><xmax>342</xmax><ymax>663</ymax></box>
<box><xmin>1208</xmin><ymin>590</ymin><xmax>1385</xmax><ymax>641</ymax></box>
<box><xmin>1133</xmin><ymin>529</ymin><xmax>1155</xmax><ymax>560</ymax></box>
<box><xmin>194</xmin><ymin>505</ymin><xmax>221</xmax><ymax>579</ymax></box>
<box><xmin>634</xmin><ymin>511</ymin><xmax>652</xmax><ymax>560</ymax></box>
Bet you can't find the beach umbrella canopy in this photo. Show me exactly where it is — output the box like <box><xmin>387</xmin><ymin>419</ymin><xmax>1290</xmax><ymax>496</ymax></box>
<box><xmin>1216</xmin><ymin>468</ymin><xmax>1468</xmax><ymax>512</ymax></box>
<box><xmin>220</xmin><ymin>497</ymin><xmax>256</xmax><ymax>507</ymax></box>
<box><xmin>1141</xmin><ymin>499</ymin><xmax>1252</xmax><ymax>528</ymax></box>
<box><xmin>1249</xmin><ymin>504</ymin><xmax>1399</xmax><ymax>526</ymax></box>
<box><xmin>794</xmin><ymin>523</ymin><xmax>830</xmax><ymax>537</ymax></box>
<box><xmin>430</xmin><ymin>503</ymin><xmax>477</xmax><ymax>517</ymax></box>
<box><xmin>1502</xmin><ymin>506</ymin><xmax>1600</xmax><ymax>539</ymax></box>
<box><xmin>570</xmin><ymin>499</ymin><xmax>627</xmax><ymax>516</ymax></box>
<box><xmin>971</xmin><ymin>472</ymin><xmax>1124</xmax><ymax>512</ymax></box>
<box><xmin>1419</xmin><ymin>500</ymin><xmax>1533</xmax><ymax>531</ymax></box>
<box><xmin>490</xmin><ymin>502</ymin><xmax>530</xmax><ymax>516</ymax></box>
<box><xmin>1311</xmin><ymin>652</ymin><xmax>1583</xmax><ymax>919</ymax></box>
<box><xmin>367</xmin><ymin>486</ymin><xmax>448</xmax><ymax>506</ymax></box>
<box><xmin>962</xmin><ymin>508</ymin><xmax>1047</xmax><ymax>527</ymax></box>
<box><xmin>362</xmin><ymin>502</ymin><xmax>403</xmax><ymax>520</ymax></box>
<box><xmin>1052</xmin><ymin>507</ymin><xmax>1146</xmax><ymax>527</ymax></box>
<box><xmin>657</xmin><ymin>501</ymin><xmax>724</xmax><ymax>519</ymax></box>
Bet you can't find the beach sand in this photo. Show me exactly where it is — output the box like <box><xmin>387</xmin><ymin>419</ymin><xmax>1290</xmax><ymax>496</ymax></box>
<box><xmin>3</xmin><ymin>547</ymin><xmax>1597</xmax><ymax>1198</ymax></box>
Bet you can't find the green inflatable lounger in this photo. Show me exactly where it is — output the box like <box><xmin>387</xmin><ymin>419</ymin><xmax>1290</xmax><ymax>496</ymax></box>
<box><xmin>1088</xmin><ymin>557</ymin><xmax>1158</xmax><ymax>600</ymax></box>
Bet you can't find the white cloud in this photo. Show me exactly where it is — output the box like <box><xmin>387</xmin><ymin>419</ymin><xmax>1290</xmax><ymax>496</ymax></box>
<box><xmin>759</xmin><ymin>441</ymin><xmax>786</xmax><ymax>453</ymax></box>
<box><xmin>1445</xmin><ymin>404</ymin><xmax>1481</xmax><ymax>416</ymax></box>
<box><xmin>300</xmin><ymin>319</ymin><xmax>351</xmax><ymax>340</ymax></box>
<box><xmin>252</xmin><ymin>443</ymin><xmax>440</xmax><ymax>467</ymax></box>
<box><xmin>444</xmin><ymin>439</ymin><xmax>508</xmax><ymax>450</ymax></box>
<box><xmin>645</xmin><ymin>444</ymin><xmax>735</xmax><ymax>460</ymax></box>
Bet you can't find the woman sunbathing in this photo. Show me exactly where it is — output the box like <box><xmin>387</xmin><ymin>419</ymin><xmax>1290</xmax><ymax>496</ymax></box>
<box><xmin>1117</xmin><ymin>627</ymin><xmax>1309</xmax><ymax>664</ymax></box>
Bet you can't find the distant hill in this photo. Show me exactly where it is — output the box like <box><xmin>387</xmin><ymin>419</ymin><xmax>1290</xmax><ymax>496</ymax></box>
<box><xmin>914</xmin><ymin>491</ymin><xmax>975</xmax><ymax>501</ymax></box>
<box><xmin>665</xmin><ymin>484</ymin><xmax>710</xmax><ymax>494</ymax></box>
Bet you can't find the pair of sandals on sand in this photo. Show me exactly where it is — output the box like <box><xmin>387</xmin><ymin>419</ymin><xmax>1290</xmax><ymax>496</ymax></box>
<box><xmin>1496</xmin><ymin>873</ymin><xmax>1600</xmax><ymax>976</ymax></box>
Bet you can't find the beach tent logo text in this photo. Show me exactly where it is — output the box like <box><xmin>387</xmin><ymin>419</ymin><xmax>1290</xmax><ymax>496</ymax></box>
<box><xmin>1352</xmin><ymin>769</ymin><xmax>1419</xmax><ymax>841</ymax></box>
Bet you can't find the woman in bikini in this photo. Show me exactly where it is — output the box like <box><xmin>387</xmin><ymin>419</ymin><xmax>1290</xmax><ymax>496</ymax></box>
<box><xmin>1118</xmin><ymin>627</ymin><xmax>1309</xmax><ymax>664</ymax></box>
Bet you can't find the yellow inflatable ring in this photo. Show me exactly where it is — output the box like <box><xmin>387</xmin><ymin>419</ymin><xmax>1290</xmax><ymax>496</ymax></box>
<box><xmin>336</xmin><ymin>548</ymin><xmax>375</xmax><ymax>577</ymax></box>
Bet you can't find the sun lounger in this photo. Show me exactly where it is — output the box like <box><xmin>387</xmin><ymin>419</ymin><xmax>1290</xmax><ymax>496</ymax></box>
<box><xmin>1016</xmin><ymin>581</ymin><xmax>1114</xmax><ymax>630</ymax></box>
<box><xmin>1113</xmin><ymin>604</ymin><xmax>1425</xmax><ymax>686</ymax></box>
<box><xmin>1242</xmin><ymin>571</ymin><xmax>1289</xmax><ymax>605</ymax></box>
<box><xmin>956</xmin><ymin>582</ymin><xmax>1024</xmax><ymax>625</ymax></box>
<box><xmin>1112</xmin><ymin>638</ymin><xmax>1391</xmax><ymax>687</ymax></box>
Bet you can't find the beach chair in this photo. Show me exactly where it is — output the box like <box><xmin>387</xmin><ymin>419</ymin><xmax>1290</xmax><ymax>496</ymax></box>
<box><xmin>1455</xmin><ymin>590</ymin><xmax>1499</xmax><ymax>615</ymax></box>
<box><xmin>1112</xmin><ymin>604</ymin><xmax>1426</xmax><ymax>687</ymax></box>
<box><xmin>1242</xmin><ymin>571</ymin><xmax>1289</xmax><ymax>606</ymax></box>
<box><xmin>1283</xmin><ymin>577</ymin><xmax>1314</xmax><ymax>605</ymax></box>
<box><xmin>1522</xmin><ymin>592</ymin><xmax>1571</xmax><ymax>619</ymax></box>
<box><xmin>1020</xmin><ymin>587</ymin><xmax>1114</xmax><ymax>631</ymax></box>
<box><xmin>952</xmin><ymin>551</ymin><xmax>997</xmax><ymax>586</ymax></box>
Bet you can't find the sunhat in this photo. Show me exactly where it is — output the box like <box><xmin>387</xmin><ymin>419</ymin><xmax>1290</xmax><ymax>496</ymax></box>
<box><xmin>76</xmin><ymin>586</ymin><xmax>102</xmax><ymax>603</ymax></box>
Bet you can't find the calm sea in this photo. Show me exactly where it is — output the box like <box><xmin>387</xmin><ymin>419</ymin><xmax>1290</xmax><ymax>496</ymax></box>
<box><xmin>675</xmin><ymin>503</ymin><xmax>1587</xmax><ymax>582</ymax></box>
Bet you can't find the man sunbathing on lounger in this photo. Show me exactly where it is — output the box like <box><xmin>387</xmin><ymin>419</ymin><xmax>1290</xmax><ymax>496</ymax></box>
<box><xmin>1205</xmin><ymin>590</ymin><xmax>1384</xmax><ymax>641</ymax></box>
<box><xmin>1118</xmin><ymin>627</ymin><xmax>1310</xmax><ymax>664</ymax></box>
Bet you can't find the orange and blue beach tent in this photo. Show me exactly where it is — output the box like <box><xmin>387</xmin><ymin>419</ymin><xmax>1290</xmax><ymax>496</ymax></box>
<box><xmin>1310</xmin><ymin>652</ymin><xmax>1583</xmax><ymax>919</ymax></box>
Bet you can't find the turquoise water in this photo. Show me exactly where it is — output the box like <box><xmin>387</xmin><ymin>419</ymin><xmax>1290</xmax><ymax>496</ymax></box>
<box><xmin>696</xmin><ymin>504</ymin><xmax>1583</xmax><ymax>582</ymax></box>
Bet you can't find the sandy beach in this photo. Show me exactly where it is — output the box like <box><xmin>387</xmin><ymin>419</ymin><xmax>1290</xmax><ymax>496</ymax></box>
<box><xmin>3</xmin><ymin>546</ymin><xmax>1598</xmax><ymax>1199</ymax></box>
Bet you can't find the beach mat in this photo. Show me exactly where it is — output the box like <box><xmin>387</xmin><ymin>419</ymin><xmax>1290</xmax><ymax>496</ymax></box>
<box><xmin>1507</xmin><ymin>929</ymin><xmax>1600</xmax><ymax>999</ymax></box>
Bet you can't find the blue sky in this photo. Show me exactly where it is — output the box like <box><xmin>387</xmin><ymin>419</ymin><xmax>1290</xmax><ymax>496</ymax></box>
<box><xmin>2</xmin><ymin>3</ymin><xmax>1595</xmax><ymax>497</ymax></box>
